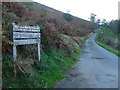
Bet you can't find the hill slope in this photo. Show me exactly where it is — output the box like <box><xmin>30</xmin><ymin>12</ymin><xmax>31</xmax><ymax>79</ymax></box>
<box><xmin>33</xmin><ymin>2</ymin><xmax>96</xmax><ymax>36</ymax></box>
<box><xmin>2</xmin><ymin>2</ymin><xmax>96</xmax><ymax>88</ymax></box>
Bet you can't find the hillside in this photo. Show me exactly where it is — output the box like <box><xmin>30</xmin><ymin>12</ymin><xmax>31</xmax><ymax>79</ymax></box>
<box><xmin>33</xmin><ymin>2</ymin><xmax>96</xmax><ymax>36</ymax></box>
<box><xmin>2</xmin><ymin>2</ymin><xmax>96</xmax><ymax>88</ymax></box>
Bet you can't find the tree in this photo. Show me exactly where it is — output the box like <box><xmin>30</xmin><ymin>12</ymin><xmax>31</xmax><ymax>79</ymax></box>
<box><xmin>96</xmin><ymin>18</ymin><xmax>100</xmax><ymax>24</ymax></box>
<box><xmin>90</xmin><ymin>13</ymin><xmax>96</xmax><ymax>23</ymax></box>
<box><xmin>101</xmin><ymin>19</ymin><xmax>107</xmax><ymax>26</ymax></box>
<box><xmin>108</xmin><ymin>20</ymin><xmax>119</xmax><ymax>35</ymax></box>
<box><xmin>96</xmin><ymin>18</ymin><xmax>101</xmax><ymax>28</ymax></box>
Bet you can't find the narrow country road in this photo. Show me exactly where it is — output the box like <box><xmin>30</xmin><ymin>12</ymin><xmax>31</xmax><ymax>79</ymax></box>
<box><xmin>55</xmin><ymin>33</ymin><xmax>118</xmax><ymax>88</ymax></box>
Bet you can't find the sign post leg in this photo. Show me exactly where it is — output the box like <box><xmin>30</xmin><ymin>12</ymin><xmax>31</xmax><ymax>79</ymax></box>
<box><xmin>38</xmin><ymin>43</ymin><xmax>40</xmax><ymax>61</ymax></box>
<box><xmin>13</xmin><ymin>45</ymin><xmax>17</xmax><ymax>61</ymax></box>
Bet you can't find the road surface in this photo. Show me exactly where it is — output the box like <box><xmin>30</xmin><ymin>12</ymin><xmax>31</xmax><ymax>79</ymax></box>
<box><xmin>55</xmin><ymin>33</ymin><xmax>118</xmax><ymax>88</ymax></box>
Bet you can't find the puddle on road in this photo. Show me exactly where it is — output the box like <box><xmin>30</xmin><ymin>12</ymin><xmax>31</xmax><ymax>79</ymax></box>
<box><xmin>70</xmin><ymin>73</ymin><xmax>80</xmax><ymax>77</ymax></box>
<box><xmin>91</xmin><ymin>57</ymin><xmax>105</xmax><ymax>59</ymax></box>
<box><xmin>83</xmin><ymin>51</ymin><xmax>89</xmax><ymax>53</ymax></box>
<box><xmin>105</xmin><ymin>73</ymin><xmax>117</xmax><ymax>77</ymax></box>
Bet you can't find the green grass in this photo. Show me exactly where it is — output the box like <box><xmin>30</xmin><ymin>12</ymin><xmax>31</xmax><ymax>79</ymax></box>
<box><xmin>2</xmin><ymin>46</ymin><xmax>81</xmax><ymax>88</ymax></box>
<box><xmin>95</xmin><ymin>35</ymin><xmax>120</xmax><ymax>57</ymax></box>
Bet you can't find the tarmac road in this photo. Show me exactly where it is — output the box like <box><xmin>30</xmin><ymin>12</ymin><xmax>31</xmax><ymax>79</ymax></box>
<box><xmin>55</xmin><ymin>33</ymin><xmax>118</xmax><ymax>88</ymax></box>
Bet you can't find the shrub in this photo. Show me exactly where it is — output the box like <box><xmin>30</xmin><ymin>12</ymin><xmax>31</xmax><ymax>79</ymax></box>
<box><xmin>40</xmin><ymin>7</ymin><xmax>48</xmax><ymax>17</ymax></box>
<box><xmin>24</xmin><ymin>17</ymin><xmax>30</xmax><ymax>21</ymax></box>
<box><xmin>63</xmin><ymin>13</ymin><xmax>73</xmax><ymax>22</ymax></box>
<box><xmin>23</xmin><ymin>2</ymin><xmax>34</xmax><ymax>11</ymax></box>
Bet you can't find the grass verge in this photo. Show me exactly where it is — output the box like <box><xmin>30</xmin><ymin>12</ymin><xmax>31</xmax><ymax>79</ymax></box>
<box><xmin>95</xmin><ymin>34</ymin><xmax>120</xmax><ymax>57</ymax></box>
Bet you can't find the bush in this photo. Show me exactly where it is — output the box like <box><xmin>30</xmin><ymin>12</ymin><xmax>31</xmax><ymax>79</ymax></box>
<box><xmin>40</xmin><ymin>7</ymin><xmax>48</xmax><ymax>17</ymax></box>
<box><xmin>63</xmin><ymin>13</ymin><xmax>73</xmax><ymax>22</ymax></box>
<box><xmin>97</xmin><ymin>27</ymin><xmax>119</xmax><ymax>50</ymax></box>
<box><xmin>23</xmin><ymin>2</ymin><xmax>34</xmax><ymax>11</ymax></box>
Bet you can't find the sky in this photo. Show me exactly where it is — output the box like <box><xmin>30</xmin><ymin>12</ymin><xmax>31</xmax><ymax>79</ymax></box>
<box><xmin>33</xmin><ymin>0</ymin><xmax>119</xmax><ymax>22</ymax></box>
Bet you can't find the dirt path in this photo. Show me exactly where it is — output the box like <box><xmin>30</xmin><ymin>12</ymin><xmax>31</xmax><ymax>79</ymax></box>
<box><xmin>54</xmin><ymin>33</ymin><xmax>118</xmax><ymax>88</ymax></box>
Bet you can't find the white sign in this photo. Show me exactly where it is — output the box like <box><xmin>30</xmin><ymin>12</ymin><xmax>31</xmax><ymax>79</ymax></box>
<box><xmin>12</xmin><ymin>23</ymin><xmax>41</xmax><ymax>61</ymax></box>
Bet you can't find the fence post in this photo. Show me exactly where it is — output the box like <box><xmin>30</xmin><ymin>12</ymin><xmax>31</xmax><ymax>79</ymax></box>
<box><xmin>13</xmin><ymin>45</ymin><xmax>17</xmax><ymax>61</ymax></box>
<box><xmin>12</xmin><ymin>23</ymin><xmax>16</xmax><ymax>61</ymax></box>
<box><xmin>38</xmin><ymin>43</ymin><xmax>40</xmax><ymax>61</ymax></box>
<box><xmin>37</xmin><ymin>25</ymin><xmax>40</xmax><ymax>61</ymax></box>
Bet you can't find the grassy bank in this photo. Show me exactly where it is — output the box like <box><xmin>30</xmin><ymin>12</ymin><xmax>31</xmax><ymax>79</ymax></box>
<box><xmin>3</xmin><ymin>36</ymin><xmax>86</xmax><ymax>88</ymax></box>
<box><xmin>2</xmin><ymin>2</ymin><xmax>95</xmax><ymax>88</ymax></box>
<box><xmin>3</xmin><ymin>48</ymin><xmax>80</xmax><ymax>88</ymax></box>
<box><xmin>95</xmin><ymin>34</ymin><xmax>120</xmax><ymax>57</ymax></box>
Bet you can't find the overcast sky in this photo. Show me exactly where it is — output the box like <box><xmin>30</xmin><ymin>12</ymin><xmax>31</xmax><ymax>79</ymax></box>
<box><xmin>33</xmin><ymin>0</ymin><xmax>119</xmax><ymax>22</ymax></box>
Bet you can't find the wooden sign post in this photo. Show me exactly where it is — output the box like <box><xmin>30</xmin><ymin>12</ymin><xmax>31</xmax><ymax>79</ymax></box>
<box><xmin>12</xmin><ymin>23</ymin><xmax>41</xmax><ymax>61</ymax></box>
